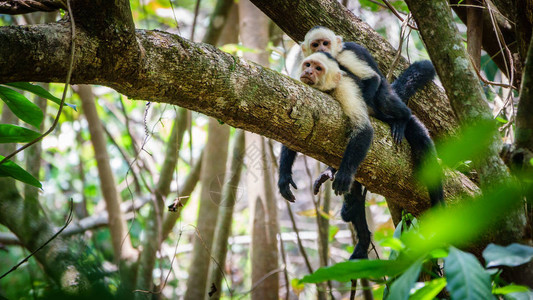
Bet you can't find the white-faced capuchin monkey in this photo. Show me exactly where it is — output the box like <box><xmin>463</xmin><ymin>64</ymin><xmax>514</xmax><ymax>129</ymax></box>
<box><xmin>281</xmin><ymin>26</ymin><xmax>444</xmax><ymax>208</ymax></box>
<box><xmin>287</xmin><ymin>51</ymin><xmax>373</xmax><ymax>259</ymax></box>
<box><xmin>278</xmin><ymin>27</ymin><xmax>444</xmax><ymax>257</ymax></box>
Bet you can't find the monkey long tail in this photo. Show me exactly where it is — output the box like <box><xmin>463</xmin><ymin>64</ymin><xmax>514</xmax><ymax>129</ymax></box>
<box><xmin>391</xmin><ymin>60</ymin><xmax>436</xmax><ymax>104</ymax></box>
<box><xmin>404</xmin><ymin>116</ymin><xmax>444</xmax><ymax>206</ymax></box>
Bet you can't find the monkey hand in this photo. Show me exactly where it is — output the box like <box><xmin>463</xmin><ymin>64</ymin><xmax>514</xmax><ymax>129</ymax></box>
<box><xmin>391</xmin><ymin>122</ymin><xmax>407</xmax><ymax>144</ymax></box>
<box><xmin>313</xmin><ymin>166</ymin><xmax>337</xmax><ymax>195</ymax></box>
<box><xmin>278</xmin><ymin>174</ymin><xmax>298</xmax><ymax>202</ymax></box>
<box><xmin>332</xmin><ymin>170</ymin><xmax>353</xmax><ymax>195</ymax></box>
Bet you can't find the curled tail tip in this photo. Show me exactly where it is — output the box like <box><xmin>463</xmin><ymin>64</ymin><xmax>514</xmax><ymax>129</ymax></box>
<box><xmin>413</xmin><ymin>60</ymin><xmax>436</xmax><ymax>78</ymax></box>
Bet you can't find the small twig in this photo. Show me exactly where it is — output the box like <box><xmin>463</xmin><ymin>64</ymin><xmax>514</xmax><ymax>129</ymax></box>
<box><xmin>381</xmin><ymin>0</ymin><xmax>418</xmax><ymax>30</ymax></box>
<box><xmin>386</xmin><ymin>13</ymin><xmax>410</xmax><ymax>81</ymax></box>
<box><xmin>0</xmin><ymin>198</ymin><xmax>74</xmax><ymax>280</ymax></box>
<box><xmin>469</xmin><ymin>55</ymin><xmax>517</xmax><ymax>89</ymax></box>
<box><xmin>350</xmin><ymin>279</ymin><xmax>357</xmax><ymax>300</ymax></box>
<box><xmin>133</xmin><ymin>228</ymin><xmax>184</xmax><ymax>295</ymax></box>
<box><xmin>285</xmin><ymin>202</ymin><xmax>314</xmax><ymax>274</ymax></box>
<box><xmin>190</xmin><ymin>0</ymin><xmax>202</xmax><ymax>41</ymax></box>
<box><xmin>278</xmin><ymin>233</ymin><xmax>290</xmax><ymax>300</ymax></box>
<box><xmin>238</xmin><ymin>268</ymin><xmax>285</xmax><ymax>299</ymax></box>
<box><xmin>0</xmin><ymin>0</ymin><xmax>75</xmax><ymax>166</ymax></box>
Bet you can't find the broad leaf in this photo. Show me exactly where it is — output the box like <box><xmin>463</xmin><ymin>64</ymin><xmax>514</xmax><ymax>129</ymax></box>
<box><xmin>300</xmin><ymin>258</ymin><xmax>407</xmax><ymax>283</ymax></box>
<box><xmin>506</xmin><ymin>291</ymin><xmax>533</xmax><ymax>300</ymax></box>
<box><xmin>400</xmin><ymin>181</ymin><xmax>522</xmax><ymax>259</ymax></box>
<box><xmin>0</xmin><ymin>155</ymin><xmax>42</xmax><ymax>188</ymax></box>
<box><xmin>3</xmin><ymin>82</ymin><xmax>77</xmax><ymax>111</ymax></box>
<box><xmin>483</xmin><ymin>243</ymin><xmax>533</xmax><ymax>268</ymax></box>
<box><xmin>387</xmin><ymin>259</ymin><xmax>424</xmax><ymax>300</ymax></box>
<box><xmin>444</xmin><ymin>247</ymin><xmax>494</xmax><ymax>300</ymax></box>
<box><xmin>0</xmin><ymin>86</ymin><xmax>43</xmax><ymax>128</ymax></box>
<box><xmin>410</xmin><ymin>278</ymin><xmax>447</xmax><ymax>300</ymax></box>
<box><xmin>0</xmin><ymin>124</ymin><xmax>41</xmax><ymax>143</ymax></box>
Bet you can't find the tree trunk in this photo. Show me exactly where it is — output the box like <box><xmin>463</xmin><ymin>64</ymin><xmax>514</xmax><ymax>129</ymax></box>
<box><xmin>240</xmin><ymin>1</ymin><xmax>279</xmax><ymax>298</ymax></box>
<box><xmin>207</xmin><ymin>130</ymin><xmax>245</xmax><ymax>299</ymax></box>
<box><xmin>184</xmin><ymin>119</ymin><xmax>230</xmax><ymax>300</ymax></box>
<box><xmin>78</xmin><ymin>85</ymin><xmax>137</xmax><ymax>261</ymax></box>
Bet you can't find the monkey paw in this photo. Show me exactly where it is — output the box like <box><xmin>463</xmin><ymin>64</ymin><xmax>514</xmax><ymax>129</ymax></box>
<box><xmin>313</xmin><ymin>167</ymin><xmax>336</xmax><ymax>195</ymax></box>
<box><xmin>278</xmin><ymin>175</ymin><xmax>297</xmax><ymax>202</ymax></box>
<box><xmin>391</xmin><ymin>122</ymin><xmax>407</xmax><ymax>144</ymax></box>
<box><xmin>332</xmin><ymin>171</ymin><xmax>352</xmax><ymax>195</ymax></box>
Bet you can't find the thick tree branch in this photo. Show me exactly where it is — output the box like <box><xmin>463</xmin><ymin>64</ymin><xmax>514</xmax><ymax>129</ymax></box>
<box><xmin>0</xmin><ymin>20</ymin><xmax>475</xmax><ymax>214</ymax></box>
<box><xmin>248</xmin><ymin>0</ymin><xmax>458</xmax><ymax>138</ymax></box>
<box><xmin>0</xmin><ymin>0</ymin><xmax>66</xmax><ymax>14</ymax></box>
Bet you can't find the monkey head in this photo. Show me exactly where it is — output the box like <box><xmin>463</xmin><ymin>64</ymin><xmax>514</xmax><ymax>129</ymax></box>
<box><xmin>300</xmin><ymin>52</ymin><xmax>342</xmax><ymax>91</ymax></box>
<box><xmin>301</xmin><ymin>26</ymin><xmax>344</xmax><ymax>57</ymax></box>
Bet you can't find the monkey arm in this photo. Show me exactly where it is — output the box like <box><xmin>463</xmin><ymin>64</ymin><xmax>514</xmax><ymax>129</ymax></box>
<box><xmin>332</xmin><ymin>124</ymin><xmax>374</xmax><ymax>195</ymax></box>
<box><xmin>278</xmin><ymin>145</ymin><xmax>298</xmax><ymax>202</ymax></box>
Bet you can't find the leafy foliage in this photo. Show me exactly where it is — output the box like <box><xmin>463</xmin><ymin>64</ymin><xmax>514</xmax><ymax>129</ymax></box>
<box><xmin>0</xmin><ymin>83</ymin><xmax>70</xmax><ymax>188</ymax></box>
<box><xmin>0</xmin><ymin>155</ymin><xmax>42</xmax><ymax>188</ymax></box>
<box><xmin>444</xmin><ymin>247</ymin><xmax>494</xmax><ymax>300</ymax></box>
<box><xmin>300</xmin><ymin>176</ymin><xmax>533</xmax><ymax>299</ymax></box>
<box><xmin>0</xmin><ymin>85</ymin><xmax>43</xmax><ymax>128</ymax></box>
<box><xmin>483</xmin><ymin>243</ymin><xmax>533</xmax><ymax>268</ymax></box>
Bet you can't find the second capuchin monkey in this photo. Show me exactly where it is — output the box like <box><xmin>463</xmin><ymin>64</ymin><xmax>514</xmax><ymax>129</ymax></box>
<box><xmin>281</xmin><ymin>51</ymin><xmax>373</xmax><ymax>259</ymax></box>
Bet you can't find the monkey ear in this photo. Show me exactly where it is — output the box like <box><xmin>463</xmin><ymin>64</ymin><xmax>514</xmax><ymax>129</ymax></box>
<box><xmin>301</xmin><ymin>43</ymin><xmax>307</xmax><ymax>55</ymax></box>
<box><xmin>334</xmin><ymin>72</ymin><xmax>341</xmax><ymax>84</ymax></box>
<box><xmin>336</xmin><ymin>36</ymin><xmax>343</xmax><ymax>52</ymax></box>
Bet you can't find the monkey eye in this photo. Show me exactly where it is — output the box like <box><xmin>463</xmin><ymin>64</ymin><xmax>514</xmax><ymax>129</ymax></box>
<box><xmin>312</xmin><ymin>43</ymin><xmax>319</xmax><ymax>48</ymax></box>
<box><xmin>316</xmin><ymin>66</ymin><xmax>322</xmax><ymax>71</ymax></box>
<box><xmin>305</xmin><ymin>62</ymin><xmax>311</xmax><ymax>67</ymax></box>
<box><xmin>323</xmin><ymin>41</ymin><xmax>329</xmax><ymax>46</ymax></box>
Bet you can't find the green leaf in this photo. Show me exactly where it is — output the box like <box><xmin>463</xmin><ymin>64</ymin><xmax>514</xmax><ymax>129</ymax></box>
<box><xmin>328</xmin><ymin>225</ymin><xmax>339</xmax><ymax>242</ymax></box>
<box><xmin>444</xmin><ymin>247</ymin><xmax>494</xmax><ymax>300</ymax></box>
<box><xmin>428</xmin><ymin>248</ymin><xmax>449</xmax><ymax>259</ymax></box>
<box><xmin>400</xmin><ymin>181</ymin><xmax>522</xmax><ymax>259</ymax></box>
<box><xmin>495</xmin><ymin>116</ymin><xmax>508</xmax><ymax>124</ymax></box>
<box><xmin>506</xmin><ymin>291</ymin><xmax>533</xmax><ymax>300</ymax></box>
<box><xmin>300</xmin><ymin>259</ymin><xmax>407</xmax><ymax>283</ymax></box>
<box><xmin>493</xmin><ymin>284</ymin><xmax>530</xmax><ymax>295</ymax></box>
<box><xmin>0</xmin><ymin>124</ymin><xmax>41</xmax><ymax>143</ymax></box>
<box><xmin>3</xmin><ymin>82</ymin><xmax>77</xmax><ymax>111</ymax></box>
<box><xmin>387</xmin><ymin>259</ymin><xmax>424</xmax><ymax>300</ymax></box>
<box><xmin>0</xmin><ymin>86</ymin><xmax>43</xmax><ymax>128</ymax></box>
<box><xmin>0</xmin><ymin>155</ymin><xmax>42</xmax><ymax>188</ymax></box>
<box><xmin>483</xmin><ymin>243</ymin><xmax>533</xmax><ymax>268</ymax></box>
<box><xmin>393</xmin><ymin>219</ymin><xmax>404</xmax><ymax>239</ymax></box>
<box><xmin>410</xmin><ymin>278</ymin><xmax>447</xmax><ymax>300</ymax></box>
<box><xmin>380</xmin><ymin>237</ymin><xmax>405</xmax><ymax>251</ymax></box>
<box><xmin>436</xmin><ymin>119</ymin><xmax>497</xmax><ymax>169</ymax></box>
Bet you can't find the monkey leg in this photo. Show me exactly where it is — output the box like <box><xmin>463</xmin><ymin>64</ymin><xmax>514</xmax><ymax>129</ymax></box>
<box><xmin>341</xmin><ymin>182</ymin><xmax>371</xmax><ymax>260</ymax></box>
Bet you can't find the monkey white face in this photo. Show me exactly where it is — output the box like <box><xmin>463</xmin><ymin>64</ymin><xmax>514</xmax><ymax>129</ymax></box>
<box><xmin>302</xmin><ymin>27</ymin><xmax>344</xmax><ymax>57</ymax></box>
<box><xmin>300</xmin><ymin>52</ymin><xmax>342</xmax><ymax>91</ymax></box>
